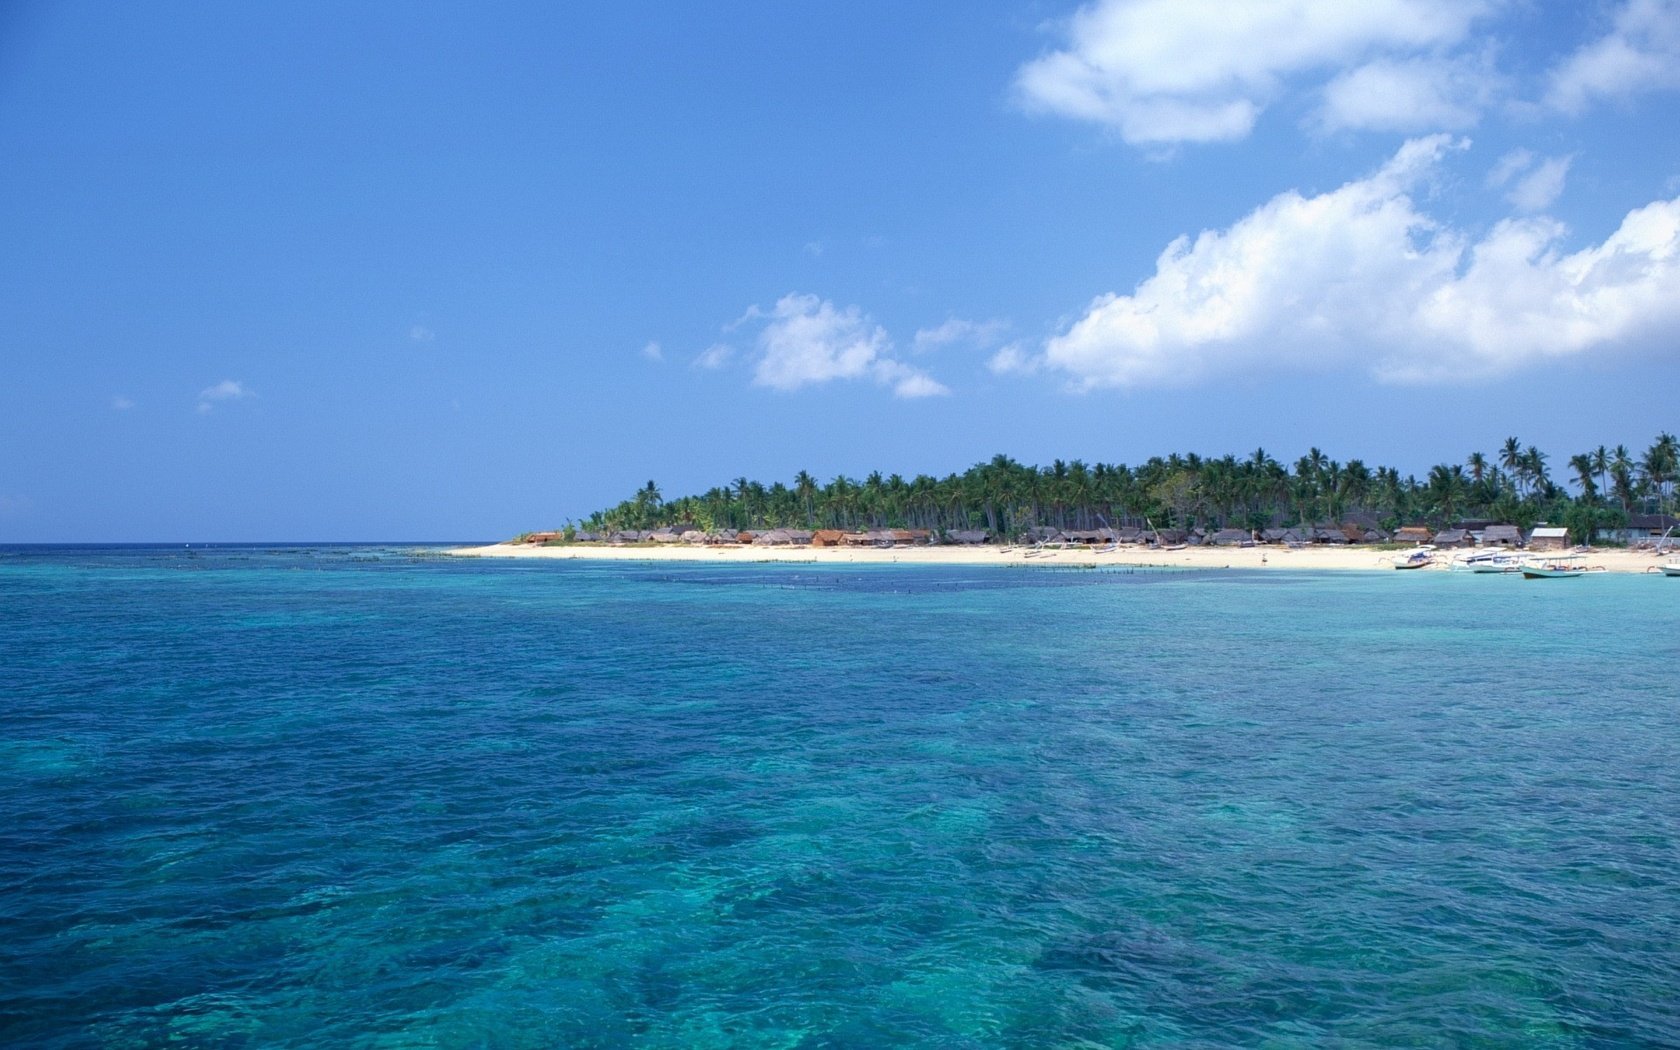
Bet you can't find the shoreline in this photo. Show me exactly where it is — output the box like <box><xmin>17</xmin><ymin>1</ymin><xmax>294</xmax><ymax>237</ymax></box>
<box><xmin>445</xmin><ymin>542</ymin><xmax>1676</xmax><ymax>574</ymax></box>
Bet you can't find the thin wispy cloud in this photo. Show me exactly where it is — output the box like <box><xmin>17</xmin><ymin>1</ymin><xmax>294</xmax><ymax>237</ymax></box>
<box><xmin>0</xmin><ymin>494</ymin><xmax>35</xmax><ymax>518</ymax></box>
<box><xmin>1486</xmin><ymin>149</ymin><xmax>1574</xmax><ymax>211</ymax></box>
<box><xmin>409</xmin><ymin>324</ymin><xmax>436</xmax><ymax>343</ymax></box>
<box><xmin>641</xmin><ymin>340</ymin><xmax>664</xmax><ymax>362</ymax></box>
<box><xmin>912</xmin><ymin>317</ymin><xmax>1008</xmax><ymax>353</ymax></box>
<box><xmin>693</xmin><ymin>343</ymin><xmax>734</xmax><ymax>370</ymax></box>
<box><xmin>1026</xmin><ymin>136</ymin><xmax>1680</xmax><ymax>387</ymax></box>
<box><xmin>987</xmin><ymin>342</ymin><xmax>1038</xmax><ymax>375</ymax></box>
<box><xmin>1317</xmin><ymin>52</ymin><xmax>1498</xmax><ymax>133</ymax></box>
<box><xmin>110</xmin><ymin>395</ymin><xmax>135</xmax><ymax>411</ymax></box>
<box><xmin>197</xmin><ymin>379</ymin><xmax>253</xmax><ymax>414</ymax></box>
<box><xmin>1546</xmin><ymin>0</ymin><xmax>1680</xmax><ymax>114</ymax></box>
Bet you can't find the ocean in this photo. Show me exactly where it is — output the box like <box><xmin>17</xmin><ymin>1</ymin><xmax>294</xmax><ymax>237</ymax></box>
<box><xmin>3</xmin><ymin>545</ymin><xmax>1678</xmax><ymax>1047</ymax></box>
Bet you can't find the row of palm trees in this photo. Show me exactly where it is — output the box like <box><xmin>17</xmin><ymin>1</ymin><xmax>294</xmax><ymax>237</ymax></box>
<box><xmin>577</xmin><ymin>434</ymin><xmax>1679</xmax><ymax>541</ymax></box>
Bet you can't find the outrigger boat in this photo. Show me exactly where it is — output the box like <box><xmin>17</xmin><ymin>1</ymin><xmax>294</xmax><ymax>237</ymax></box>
<box><xmin>1449</xmin><ymin>550</ymin><xmax>1522</xmax><ymax>574</ymax></box>
<box><xmin>1658</xmin><ymin>562</ymin><xmax>1680</xmax><ymax>577</ymax></box>
<box><xmin>1392</xmin><ymin>546</ymin><xmax>1435</xmax><ymax>570</ymax></box>
<box><xmin>1521</xmin><ymin>554</ymin><xmax>1601</xmax><ymax>579</ymax></box>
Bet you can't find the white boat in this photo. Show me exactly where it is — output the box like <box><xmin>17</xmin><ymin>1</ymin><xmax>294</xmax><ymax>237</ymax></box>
<box><xmin>1392</xmin><ymin>546</ymin><xmax>1435</xmax><ymax>570</ymax></box>
<box><xmin>1659</xmin><ymin>562</ymin><xmax>1680</xmax><ymax>578</ymax></box>
<box><xmin>1521</xmin><ymin>555</ymin><xmax>1603</xmax><ymax>579</ymax></box>
<box><xmin>1449</xmin><ymin>550</ymin><xmax>1522</xmax><ymax>574</ymax></box>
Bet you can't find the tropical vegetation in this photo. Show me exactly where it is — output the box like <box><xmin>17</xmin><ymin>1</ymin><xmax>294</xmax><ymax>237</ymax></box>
<box><xmin>576</xmin><ymin>433</ymin><xmax>1680</xmax><ymax>545</ymax></box>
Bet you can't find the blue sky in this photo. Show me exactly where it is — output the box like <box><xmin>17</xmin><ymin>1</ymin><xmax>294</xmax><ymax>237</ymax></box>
<box><xmin>3</xmin><ymin>0</ymin><xmax>1678</xmax><ymax>541</ymax></box>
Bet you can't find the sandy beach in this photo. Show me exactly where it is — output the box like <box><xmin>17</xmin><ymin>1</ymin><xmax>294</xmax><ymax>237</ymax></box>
<box><xmin>446</xmin><ymin>542</ymin><xmax>1677</xmax><ymax>574</ymax></box>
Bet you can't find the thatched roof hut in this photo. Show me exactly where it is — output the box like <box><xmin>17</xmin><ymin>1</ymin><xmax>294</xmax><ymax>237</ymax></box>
<box><xmin>1209</xmin><ymin>528</ymin><xmax>1252</xmax><ymax>546</ymax></box>
<box><xmin>946</xmin><ymin>529</ymin><xmax>989</xmax><ymax>545</ymax></box>
<box><xmin>1481</xmin><ymin>524</ymin><xmax>1523</xmax><ymax>547</ymax></box>
<box><xmin>753</xmin><ymin>529</ymin><xmax>797</xmax><ymax>546</ymax></box>
<box><xmin>1394</xmin><ymin>526</ymin><xmax>1433</xmax><ymax>545</ymax></box>
<box><xmin>1433</xmin><ymin>528</ymin><xmax>1471</xmax><ymax>547</ymax></box>
<box><xmin>811</xmin><ymin>529</ymin><xmax>847</xmax><ymax>547</ymax></box>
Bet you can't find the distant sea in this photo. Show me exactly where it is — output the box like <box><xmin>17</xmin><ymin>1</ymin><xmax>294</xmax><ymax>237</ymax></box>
<box><xmin>3</xmin><ymin>544</ymin><xmax>1678</xmax><ymax>1048</ymax></box>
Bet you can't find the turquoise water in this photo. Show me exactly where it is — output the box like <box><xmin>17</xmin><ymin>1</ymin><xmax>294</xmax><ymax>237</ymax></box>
<box><xmin>3</xmin><ymin>545</ymin><xmax>1678</xmax><ymax>1048</ymax></box>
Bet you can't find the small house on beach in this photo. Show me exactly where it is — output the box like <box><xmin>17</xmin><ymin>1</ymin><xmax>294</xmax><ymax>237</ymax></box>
<box><xmin>1528</xmin><ymin>526</ymin><xmax>1570</xmax><ymax>550</ymax></box>
<box><xmin>1394</xmin><ymin>526</ymin><xmax>1433</xmax><ymax>545</ymax></box>
<box><xmin>1432</xmin><ymin>529</ymin><xmax>1471</xmax><ymax>548</ymax></box>
<box><xmin>1597</xmin><ymin>513</ymin><xmax>1680</xmax><ymax>545</ymax></box>
<box><xmin>1480</xmin><ymin>524</ymin><xmax>1523</xmax><ymax>547</ymax></box>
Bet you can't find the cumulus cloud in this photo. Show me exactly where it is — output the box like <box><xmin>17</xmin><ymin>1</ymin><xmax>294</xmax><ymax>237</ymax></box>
<box><xmin>1547</xmin><ymin>0</ymin><xmax>1680</xmax><ymax>114</ymax></box>
<box><xmin>641</xmin><ymin>340</ymin><xmax>664</xmax><ymax>362</ymax></box>
<box><xmin>1032</xmin><ymin>135</ymin><xmax>1680</xmax><ymax>387</ymax></box>
<box><xmin>1014</xmin><ymin>0</ymin><xmax>1492</xmax><ymax>144</ymax></box>
<box><xmin>912</xmin><ymin>317</ymin><xmax>1008</xmax><ymax>352</ymax></box>
<box><xmin>742</xmin><ymin>293</ymin><xmax>949</xmax><ymax>398</ymax></box>
<box><xmin>197</xmin><ymin>379</ymin><xmax>253</xmax><ymax>414</ymax></box>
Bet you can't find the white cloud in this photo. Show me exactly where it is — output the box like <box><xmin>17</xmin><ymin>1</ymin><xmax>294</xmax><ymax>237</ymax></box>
<box><xmin>110</xmin><ymin>395</ymin><xmax>135</xmax><ymax>411</ymax></box>
<box><xmin>1014</xmin><ymin>0</ymin><xmax>1491</xmax><ymax>144</ymax></box>
<box><xmin>197</xmin><ymin>379</ymin><xmax>253</xmax><ymax>414</ymax></box>
<box><xmin>641</xmin><ymin>340</ymin><xmax>664</xmax><ymax>362</ymax></box>
<box><xmin>1487</xmin><ymin>147</ymin><xmax>1534</xmax><ymax>187</ymax></box>
<box><xmin>743</xmin><ymin>293</ymin><xmax>949</xmax><ymax>398</ymax></box>
<box><xmin>987</xmin><ymin>342</ymin><xmax>1039</xmax><ymax>375</ymax></box>
<box><xmin>1486</xmin><ymin>149</ymin><xmax>1574</xmax><ymax>211</ymax></box>
<box><xmin>802</xmin><ymin>241</ymin><xmax>825</xmax><ymax>257</ymax></box>
<box><xmin>1547</xmin><ymin>0</ymin><xmax>1680</xmax><ymax>114</ymax></box>
<box><xmin>1032</xmin><ymin>135</ymin><xmax>1680</xmax><ymax>387</ymax></box>
<box><xmin>912</xmin><ymin>317</ymin><xmax>1008</xmax><ymax>352</ymax></box>
<box><xmin>874</xmin><ymin>361</ymin><xmax>953</xmax><ymax>399</ymax></box>
<box><xmin>1507</xmin><ymin>154</ymin><xmax>1572</xmax><ymax>212</ymax></box>
<box><xmin>693</xmin><ymin>343</ymin><xmax>734</xmax><ymax>370</ymax></box>
<box><xmin>409</xmin><ymin>324</ymin><xmax>435</xmax><ymax>343</ymax></box>
<box><xmin>1318</xmin><ymin>54</ymin><xmax>1495</xmax><ymax>132</ymax></box>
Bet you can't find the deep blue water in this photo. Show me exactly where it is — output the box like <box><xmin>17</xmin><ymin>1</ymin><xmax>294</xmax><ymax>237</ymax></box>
<box><xmin>3</xmin><ymin>545</ymin><xmax>1679</xmax><ymax>1048</ymax></box>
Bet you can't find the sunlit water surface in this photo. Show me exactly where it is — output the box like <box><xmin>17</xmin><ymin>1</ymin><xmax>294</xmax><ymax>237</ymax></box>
<box><xmin>3</xmin><ymin>545</ymin><xmax>1678</xmax><ymax>1047</ymax></box>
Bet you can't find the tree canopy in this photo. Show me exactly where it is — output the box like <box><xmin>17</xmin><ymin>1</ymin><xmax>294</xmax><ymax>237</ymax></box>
<box><xmin>575</xmin><ymin>434</ymin><xmax>1679</xmax><ymax>545</ymax></box>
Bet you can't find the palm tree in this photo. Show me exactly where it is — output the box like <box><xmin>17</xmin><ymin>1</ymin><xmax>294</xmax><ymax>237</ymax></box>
<box><xmin>1569</xmin><ymin>453</ymin><xmax>1597</xmax><ymax>501</ymax></box>
<box><xmin>1500</xmin><ymin>437</ymin><xmax>1524</xmax><ymax>497</ymax></box>
<box><xmin>1466</xmin><ymin>451</ymin><xmax>1487</xmax><ymax>484</ymax></box>
<box><xmin>1591</xmin><ymin>446</ymin><xmax>1610</xmax><ymax>497</ymax></box>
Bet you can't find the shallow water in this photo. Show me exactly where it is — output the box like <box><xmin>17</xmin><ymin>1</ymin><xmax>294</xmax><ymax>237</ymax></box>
<box><xmin>3</xmin><ymin>546</ymin><xmax>1678</xmax><ymax>1047</ymax></box>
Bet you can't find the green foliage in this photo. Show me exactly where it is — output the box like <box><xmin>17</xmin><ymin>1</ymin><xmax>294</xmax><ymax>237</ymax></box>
<box><xmin>563</xmin><ymin>434</ymin><xmax>1678</xmax><ymax>542</ymax></box>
